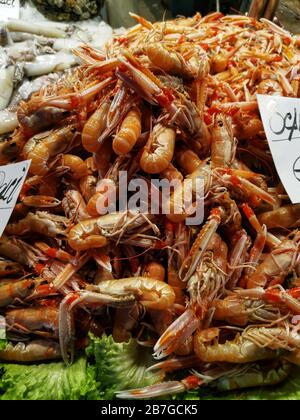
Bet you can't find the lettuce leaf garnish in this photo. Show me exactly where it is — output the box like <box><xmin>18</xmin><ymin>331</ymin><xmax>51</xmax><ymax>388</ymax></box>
<box><xmin>86</xmin><ymin>334</ymin><xmax>163</xmax><ymax>400</ymax></box>
<box><xmin>0</xmin><ymin>334</ymin><xmax>299</xmax><ymax>400</ymax></box>
<box><xmin>0</xmin><ymin>357</ymin><xmax>99</xmax><ymax>400</ymax></box>
<box><xmin>0</xmin><ymin>340</ymin><xmax>7</xmax><ymax>352</ymax></box>
<box><xmin>0</xmin><ymin>334</ymin><xmax>162</xmax><ymax>400</ymax></box>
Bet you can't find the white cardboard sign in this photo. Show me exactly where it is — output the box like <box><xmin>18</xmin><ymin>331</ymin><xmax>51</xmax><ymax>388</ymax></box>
<box><xmin>0</xmin><ymin>0</ymin><xmax>20</xmax><ymax>20</ymax></box>
<box><xmin>0</xmin><ymin>160</ymin><xmax>30</xmax><ymax>237</ymax></box>
<box><xmin>257</xmin><ymin>94</ymin><xmax>300</xmax><ymax>204</ymax></box>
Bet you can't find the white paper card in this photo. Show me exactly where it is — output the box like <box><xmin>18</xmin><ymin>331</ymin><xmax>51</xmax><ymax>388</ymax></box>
<box><xmin>257</xmin><ymin>94</ymin><xmax>300</xmax><ymax>204</ymax></box>
<box><xmin>0</xmin><ymin>160</ymin><xmax>30</xmax><ymax>237</ymax></box>
<box><xmin>0</xmin><ymin>0</ymin><xmax>20</xmax><ymax>20</ymax></box>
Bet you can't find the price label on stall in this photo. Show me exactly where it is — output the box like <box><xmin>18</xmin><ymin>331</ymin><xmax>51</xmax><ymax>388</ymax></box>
<box><xmin>0</xmin><ymin>160</ymin><xmax>30</xmax><ymax>237</ymax></box>
<box><xmin>257</xmin><ymin>94</ymin><xmax>300</xmax><ymax>204</ymax></box>
<box><xmin>0</xmin><ymin>0</ymin><xmax>20</xmax><ymax>20</ymax></box>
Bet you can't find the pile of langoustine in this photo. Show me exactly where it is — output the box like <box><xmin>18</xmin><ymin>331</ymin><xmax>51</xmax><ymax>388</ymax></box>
<box><xmin>0</xmin><ymin>11</ymin><xmax>300</xmax><ymax>398</ymax></box>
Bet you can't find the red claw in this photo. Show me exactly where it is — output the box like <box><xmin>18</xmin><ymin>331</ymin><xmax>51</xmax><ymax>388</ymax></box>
<box><xmin>46</xmin><ymin>248</ymin><xmax>58</xmax><ymax>259</ymax></box>
<box><xmin>154</xmin><ymin>240</ymin><xmax>167</xmax><ymax>250</ymax></box>
<box><xmin>204</xmin><ymin>113</ymin><xmax>212</xmax><ymax>125</ymax></box>
<box><xmin>34</xmin><ymin>263</ymin><xmax>46</xmax><ymax>274</ymax></box>
<box><xmin>25</xmin><ymin>284</ymin><xmax>58</xmax><ymax>302</ymax></box>
<box><xmin>116</xmin><ymin>37</ymin><xmax>128</xmax><ymax>46</ymax></box>
<box><xmin>65</xmin><ymin>293</ymin><xmax>81</xmax><ymax>306</ymax></box>
<box><xmin>182</xmin><ymin>375</ymin><xmax>203</xmax><ymax>390</ymax></box>
<box><xmin>156</xmin><ymin>88</ymin><xmax>175</xmax><ymax>108</ymax></box>
<box><xmin>200</xmin><ymin>43</ymin><xmax>209</xmax><ymax>51</ymax></box>
<box><xmin>242</xmin><ymin>203</ymin><xmax>255</xmax><ymax>219</ymax></box>
<box><xmin>264</xmin><ymin>287</ymin><xmax>300</xmax><ymax>304</ymax></box>
<box><xmin>264</xmin><ymin>289</ymin><xmax>281</xmax><ymax>303</ymax></box>
<box><xmin>178</xmin><ymin>35</ymin><xmax>186</xmax><ymax>44</ymax></box>
<box><xmin>288</xmin><ymin>288</ymin><xmax>300</xmax><ymax>299</ymax></box>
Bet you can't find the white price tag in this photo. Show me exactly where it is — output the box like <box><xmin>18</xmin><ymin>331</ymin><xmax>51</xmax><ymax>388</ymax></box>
<box><xmin>0</xmin><ymin>160</ymin><xmax>30</xmax><ymax>237</ymax></box>
<box><xmin>257</xmin><ymin>94</ymin><xmax>300</xmax><ymax>204</ymax></box>
<box><xmin>0</xmin><ymin>0</ymin><xmax>20</xmax><ymax>21</ymax></box>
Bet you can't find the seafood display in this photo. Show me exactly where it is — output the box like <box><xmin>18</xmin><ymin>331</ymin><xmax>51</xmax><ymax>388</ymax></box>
<box><xmin>0</xmin><ymin>4</ymin><xmax>114</xmax><ymax>137</ymax></box>
<box><xmin>0</xmin><ymin>10</ymin><xmax>300</xmax><ymax>400</ymax></box>
<box><xmin>32</xmin><ymin>0</ymin><xmax>105</xmax><ymax>22</ymax></box>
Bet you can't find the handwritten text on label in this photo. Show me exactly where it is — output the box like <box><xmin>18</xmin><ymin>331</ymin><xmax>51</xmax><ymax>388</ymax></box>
<box><xmin>269</xmin><ymin>108</ymin><xmax>300</xmax><ymax>142</ymax></box>
<box><xmin>0</xmin><ymin>1</ymin><xmax>16</xmax><ymax>6</ymax></box>
<box><xmin>0</xmin><ymin>0</ymin><xmax>19</xmax><ymax>19</ymax></box>
<box><xmin>257</xmin><ymin>94</ymin><xmax>300</xmax><ymax>204</ymax></box>
<box><xmin>0</xmin><ymin>160</ymin><xmax>30</xmax><ymax>237</ymax></box>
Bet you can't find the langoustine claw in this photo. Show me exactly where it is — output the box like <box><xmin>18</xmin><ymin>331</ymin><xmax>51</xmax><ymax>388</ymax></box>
<box><xmin>59</xmin><ymin>277</ymin><xmax>175</xmax><ymax>363</ymax></box>
<box><xmin>0</xmin><ymin>340</ymin><xmax>61</xmax><ymax>362</ymax></box>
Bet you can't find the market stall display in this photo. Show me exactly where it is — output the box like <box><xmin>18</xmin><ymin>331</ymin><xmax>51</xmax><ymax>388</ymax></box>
<box><xmin>0</xmin><ymin>6</ymin><xmax>300</xmax><ymax>401</ymax></box>
<box><xmin>0</xmin><ymin>4</ymin><xmax>115</xmax><ymax>136</ymax></box>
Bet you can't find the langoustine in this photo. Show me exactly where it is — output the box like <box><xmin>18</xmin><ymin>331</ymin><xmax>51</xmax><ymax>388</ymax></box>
<box><xmin>0</xmin><ymin>11</ymin><xmax>299</xmax><ymax>401</ymax></box>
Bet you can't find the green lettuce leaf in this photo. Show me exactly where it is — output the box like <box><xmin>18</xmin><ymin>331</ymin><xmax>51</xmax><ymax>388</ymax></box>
<box><xmin>0</xmin><ymin>333</ymin><xmax>299</xmax><ymax>400</ymax></box>
<box><xmin>0</xmin><ymin>357</ymin><xmax>99</xmax><ymax>400</ymax></box>
<box><xmin>86</xmin><ymin>334</ymin><xmax>163</xmax><ymax>400</ymax></box>
<box><xmin>0</xmin><ymin>340</ymin><xmax>7</xmax><ymax>351</ymax></box>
